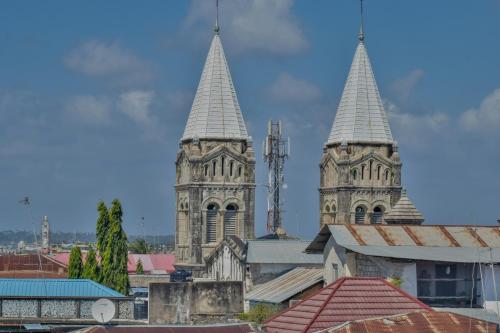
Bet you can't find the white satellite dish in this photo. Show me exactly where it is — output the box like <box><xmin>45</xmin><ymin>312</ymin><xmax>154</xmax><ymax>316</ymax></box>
<box><xmin>91</xmin><ymin>298</ymin><xmax>116</xmax><ymax>323</ymax></box>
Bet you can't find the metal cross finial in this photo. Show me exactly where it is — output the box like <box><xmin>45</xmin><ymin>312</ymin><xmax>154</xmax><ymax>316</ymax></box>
<box><xmin>359</xmin><ymin>0</ymin><xmax>365</xmax><ymax>41</ymax></box>
<box><xmin>214</xmin><ymin>0</ymin><xmax>220</xmax><ymax>34</ymax></box>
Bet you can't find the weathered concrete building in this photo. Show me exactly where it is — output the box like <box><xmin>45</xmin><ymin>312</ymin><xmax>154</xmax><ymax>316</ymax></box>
<box><xmin>319</xmin><ymin>23</ymin><xmax>422</xmax><ymax>226</ymax></box>
<box><xmin>175</xmin><ymin>22</ymin><xmax>255</xmax><ymax>265</ymax></box>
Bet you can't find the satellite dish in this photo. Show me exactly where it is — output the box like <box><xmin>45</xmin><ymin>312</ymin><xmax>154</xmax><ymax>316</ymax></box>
<box><xmin>91</xmin><ymin>298</ymin><xmax>116</xmax><ymax>323</ymax></box>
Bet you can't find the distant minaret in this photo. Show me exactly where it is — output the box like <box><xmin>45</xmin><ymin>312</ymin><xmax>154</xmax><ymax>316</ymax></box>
<box><xmin>41</xmin><ymin>216</ymin><xmax>50</xmax><ymax>254</ymax></box>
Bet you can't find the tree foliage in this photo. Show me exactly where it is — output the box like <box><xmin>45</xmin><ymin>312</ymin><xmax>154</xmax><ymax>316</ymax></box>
<box><xmin>101</xmin><ymin>199</ymin><xmax>130</xmax><ymax>295</ymax></box>
<box><xmin>82</xmin><ymin>246</ymin><xmax>99</xmax><ymax>281</ymax></box>
<box><xmin>129</xmin><ymin>238</ymin><xmax>150</xmax><ymax>254</ymax></box>
<box><xmin>96</xmin><ymin>201</ymin><xmax>110</xmax><ymax>257</ymax></box>
<box><xmin>238</xmin><ymin>304</ymin><xmax>280</xmax><ymax>324</ymax></box>
<box><xmin>68</xmin><ymin>246</ymin><xmax>83</xmax><ymax>279</ymax></box>
<box><xmin>135</xmin><ymin>259</ymin><xmax>144</xmax><ymax>275</ymax></box>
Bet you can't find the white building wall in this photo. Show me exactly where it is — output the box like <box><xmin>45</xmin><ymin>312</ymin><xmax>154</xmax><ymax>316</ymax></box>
<box><xmin>480</xmin><ymin>264</ymin><xmax>500</xmax><ymax>314</ymax></box>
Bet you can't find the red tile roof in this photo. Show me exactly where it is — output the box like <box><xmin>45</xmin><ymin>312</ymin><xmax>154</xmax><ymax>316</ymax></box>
<box><xmin>264</xmin><ymin>277</ymin><xmax>432</xmax><ymax>333</ymax></box>
<box><xmin>326</xmin><ymin>311</ymin><xmax>497</xmax><ymax>333</ymax></box>
<box><xmin>83</xmin><ymin>324</ymin><xmax>253</xmax><ymax>333</ymax></box>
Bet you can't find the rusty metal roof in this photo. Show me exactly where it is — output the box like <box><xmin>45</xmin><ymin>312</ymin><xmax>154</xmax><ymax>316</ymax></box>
<box><xmin>307</xmin><ymin>225</ymin><xmax>500</xmax><ymax>263</ymax></box>
<box><xmin>81</xmin><ymin>324</ymin><xmax>254</xmax><ymax>333</ymax></box>
<box><xmin>323</xmin><ymin>311</ymin><xmax>498</xmax><ymax>333</ymax></box>
<box><xmin>245</xmin><ymin>267</ymin><xmax>323</xmax><ymax>304</ymax></box>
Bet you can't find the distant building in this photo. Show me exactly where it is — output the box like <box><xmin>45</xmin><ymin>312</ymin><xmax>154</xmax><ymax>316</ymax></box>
<box><xmin>0</xmin><ymin>254</ymin><xmax>67</xmax><ymax>278</ymax></box>
<box><xmin>175</xmin><ymin>20</ymin><xmax>255</xmax><ymax>265</ymax></box>
<box><xmin>41</xmin><ymin>216</ymin><xmax>50</xmax><ymax>254</ymax></box>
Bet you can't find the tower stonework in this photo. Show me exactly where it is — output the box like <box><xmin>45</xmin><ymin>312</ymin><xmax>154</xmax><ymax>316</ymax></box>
<box><xmin>319</xmin><ymin>30</ymin><xmax>406</xmax><ymax>226</ymax></box>
<box><xmin>175</xmin><ymin>29</ymin><xmax>255</xmax><ymax>265</ymax></box>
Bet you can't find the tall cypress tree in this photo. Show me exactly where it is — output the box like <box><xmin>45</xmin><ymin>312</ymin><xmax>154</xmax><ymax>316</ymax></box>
<box><xmin>68</xmin><ymin>246</ymin><xmax>83</xmax><ymax>279</ymax></box>
<box><xmin>82</xmin><ymin>246</ymin><xmax>99</xmax><ymax>281</ymax></box>
<box><xmin>96</xmin><ymin>201</ymin><xmax>109</xmax><ymax>257</ymax></box>
<box><xmin>101</xmin><ymin>199</ymin><xmax>130</xmax><ymax>295</ymax></box>
<box><xmin>135</xmin><ymin>259</ymin><xmax>144</xmax><ymax>275</ymax></box>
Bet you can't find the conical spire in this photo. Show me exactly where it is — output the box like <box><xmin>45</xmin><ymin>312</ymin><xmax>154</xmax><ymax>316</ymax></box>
<box><xmin>326</xmin><ymin>4</ymin><xmax>393</xmax><ymax>145</ymax></box>
<box><xmin>385</xmin><ymin>190</ymin><xmax>424</xmax><ymax>225</ymax></box>
<box><xmin>181</xmin><ymin>25</ymin><xmax>249</xmax><ymax>142</ymax></box>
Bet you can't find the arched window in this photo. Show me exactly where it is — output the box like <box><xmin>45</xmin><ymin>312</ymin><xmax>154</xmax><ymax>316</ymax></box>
<box><xmin>325</xmin><ymin>205</ymin><xmax>331</xmax><ymax>213</ymax></box>
<box><xmin>204</xmin><ymin>165</ymin><xmax>208</xmax><ymax>177</ymax></box>
<box><xmin>230</xmin><ymin>161</ymin><xmax>234</xmax><ymax>177</ymax></box>
<box><xmin>355</xmin><ymin>206</ymin><xmax>366</xmax><ymax>224</ymax></box>
<box><xmin>185</xmin><ymin>202</ymin><xmax>189</xmax><ymax>210</ymax></box>
<box><xmin>361</xmin><ymin>165</ymin><xmax>365</xmax><ymax>180</ymax></box>
<box><xmin>224</xmin><ymin>204</ymin><xmax>238</xmax><ymax>236</ymax></box>
<box><xmin>369</xmin><ymin>160</ymin><xmax>373</xmax><ymax>180</ymax></box>
<box><xmin>221</xmin><ymin>156</ymin><xmax>225</xmax><ymax>176</ymax></box>
<box><xmin>332</xmin><ymin>205</ymin><xmax>337</xmax><ymax>213</ymax></box>
<box><xmin>385</xmin><ymin>170</ymin><xmax>390</xmax><ymax>182</ymax></box>
<box><xmin>371</xmin><ymin>206</ymin><xmax>384</xmax><ymax>224</ymax></box>
<box><xmin>180</xmin><ymin>203</ymin><xmax>184</xmax><ymax>210</ymax></box>
<box><xmin>377</xmin><ymin>165</ymin><xmax>381</xmax><ymax>180</ymax></box>
<box><xmin>238</xmin><ymin>166</ymin><xmax>243</xmax><ymax>177</ymax></box>
<box><xmin>206</xmin><ymin>203</ymin><xmax>218</xmax><ymax>243</ymax></box>
<box><xmin>212</xmin><ymin>160</ymin><xmax>217</xmax><ymax>176</ymax></box>
<box><xmin>352</xmin><ymin>169</ymin><xmax>357</xmax><ymax>180</ymax></box>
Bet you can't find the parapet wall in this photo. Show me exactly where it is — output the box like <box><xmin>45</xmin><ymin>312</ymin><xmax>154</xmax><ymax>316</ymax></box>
<box><xmin>149</xmin><ymin>281</ymin><xmax>243</xmax><ymax>324</ymax></box>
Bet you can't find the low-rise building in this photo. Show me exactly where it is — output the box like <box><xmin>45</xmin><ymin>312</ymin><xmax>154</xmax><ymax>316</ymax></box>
<box><xmin>306</xmin><ymin>224</ymin><xmax>500</xmax><ymax>310</ymax></box>
<box><xmin>0</xmin><ymin>279</ymin><xmax>133</xmax><ymax>323</ymax></box>
<box><xmin>0</xmin><ymin>254</ymin><xmax>67</xmax><ymax>278</ymax></box>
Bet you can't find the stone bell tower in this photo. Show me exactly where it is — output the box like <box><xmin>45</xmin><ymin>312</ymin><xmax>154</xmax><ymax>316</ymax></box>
<box><xmin>319</xmin><ymin>9</ymin><xmax>422</xmax><ymax>227</ymax></box>
<box><xmin>175</xmin><ymin>22</ymin><xmax>255</xmax><ymax>265</ymax></box>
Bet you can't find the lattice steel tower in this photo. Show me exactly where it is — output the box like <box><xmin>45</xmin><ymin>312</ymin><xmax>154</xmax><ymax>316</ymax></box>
<box><xmin>263</xmin><ymin>120</ymin><xmax>290</xmax><ymax>233</ymax></box>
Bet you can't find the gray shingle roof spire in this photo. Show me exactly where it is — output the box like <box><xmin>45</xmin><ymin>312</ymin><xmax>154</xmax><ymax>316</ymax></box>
<box><xmin>181</xmin><ymin>20</ymin><xmax>249</xmax><ymax>142</ymax></box>
<box><xmin>326</xmin><ymin>4</ymin><xmax>393</xmax><ymax>145</ymax></box>
<box><xmin>385</xmin><ymin>189</ymin><xmax>425</xmax><ymax>224</ymax></box>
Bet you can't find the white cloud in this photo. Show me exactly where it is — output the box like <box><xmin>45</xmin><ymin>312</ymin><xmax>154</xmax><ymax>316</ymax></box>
<box><xmin>118</xmin><ymin>90</ymin><xmax>156</xmax><ymax>125</ymax></box>
<box><xmin>460</xmin><ymin>88</ymin><xmax>500</xmax><ymax>132</ymax></box>
<box><xmin>65</xmin><ymin>95</ymin><xmax>112</xmax><ymax>125</ymax></box>
<box><xmin>269</xmin><ymin>73</ymin><xmax>321</xmax><ymax>103</ymax></box>
<box><xmin>64</xmin><ymin>40</ymin><xmax>153</xmax><ymax>84</ymax></box>
<box><xmin>389</xmin><ymin>69</ymin><xmax>424</xmax><ymax>101</ymax></box>
<box><xmin>184</xmin><ymin>0</ymin><xmax>307</xmax><ymax>55</ymax></box>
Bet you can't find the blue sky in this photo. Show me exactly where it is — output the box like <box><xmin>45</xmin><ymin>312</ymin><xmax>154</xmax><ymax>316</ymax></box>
<box><xmin>1</xmin><ymin>0</ymin><xmax>500</xmax><ymax>239</ymax></box>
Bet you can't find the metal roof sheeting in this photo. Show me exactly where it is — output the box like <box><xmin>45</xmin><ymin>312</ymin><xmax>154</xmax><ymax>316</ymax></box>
<box><xmin>182</xmin><ymin>33</ymin><xmax>249</xmax><ymax>142</ymax></box>
<box><xmin>264</xmin><ymin>277</ymin><xmax>431</xmax><ymax>333</ymax></box>
<box><xmin>0</xmin><ymin>279</ymin><xmax>124</xmax><ymax>298</ymax></box>
<box><xmin>307</xmin><ymin>224</ymin><xmax>500</xmax><ymax>263</ymax></box>
<box><xmin>327</xmin><ymin>40</ymin><xmax>393</xmax><ymax>145</ymax></box>
<box><xmin>246</xmin><ymin>240</ymin><xmax>323</xmax><ymax>264</ymax></box>
<box><xmin>324</xmin><ymin>311</ymin><xmax>497</xmax><ymax>333</ymax></box>
<box><xmin>245</xmin><ymin>267</ymin><xmax>323</xmax><ymax>304</ymax></box>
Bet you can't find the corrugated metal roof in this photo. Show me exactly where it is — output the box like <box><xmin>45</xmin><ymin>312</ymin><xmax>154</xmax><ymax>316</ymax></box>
<box><xmin>181</xmin><ymin>32</ymin><xmax>249</xmax><ymax>142</ymax></box>
<box><xmin>246</xmin><ymin>240</ymin><xmax>323</xmax><ymax>264</ymax></box>
<box><xmin>245</xmin><ymin>267</ymin><xmax>323</xmax><ymax>304</ymax></box>
<box><xmin>264</xmin><ymin>277</ymin><xmax>431</xmax><ymax>333</ymax></box>
<box><xmin>433</xmin><ymin>307</ymin><xmax>500</xmax><ymax>325</ymax></box>
<box><xmin>0</xmin><ymin>279</ymin><xmax>124</xmax><ymax>298</ymax></box>
<box><xmin>327</xmin><ymin>39</ymin><xmax>393</xmax><ymax>145</ymax></box>
<box><xmin>307</xmin><ymin>224</ymin><xmax>500</xmax><ymax>263</ymax></box>
<box><xmin>82</xmin><ymin>324</ymin><xmax>254</xmax><ymax>333</ymax></box>
<box><xmin>324</xmin><ymin>311</ymin><xmax>497</xmax><ymax>333</ymax></box>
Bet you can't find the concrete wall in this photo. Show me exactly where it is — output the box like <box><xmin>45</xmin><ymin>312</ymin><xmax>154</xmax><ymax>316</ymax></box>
<box><xmin>0</xmin><ymin>298</ymin><xmax>133</xmax><ymax>321</ymax></box>
<box><xmin>130</xmin><ymin>274</ymin><xmax>170</xmax><ymax>287</ymax></box>
<box><xmin>149</xmin><ymin>281</ymin><xmax>243</xmax><ymax>324</ymax></box>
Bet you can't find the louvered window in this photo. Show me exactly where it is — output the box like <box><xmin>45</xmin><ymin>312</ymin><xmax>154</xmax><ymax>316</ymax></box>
<box><xmin>371</xmin><ymin>206</ymin><xmax>383</xmax><ymax>224</ymax></box>
<box><xmin>355</xmin><ymin>206</ymin><xmax>365</xmax><ymax>224</ymax></box>
<box><xmin>206</xmin><ymin>204</ymin><xmax>218</xmax><ymax>243</ymax></box>
<box><xmin>224</xmin><ymin>204</ymin><xmax>238</xmax><ymax>236</ymax></box>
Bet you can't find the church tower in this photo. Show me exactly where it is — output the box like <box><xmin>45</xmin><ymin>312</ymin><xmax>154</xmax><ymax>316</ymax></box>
<box><xmin>175</xmin><ymin>17</ymin><xmax>255</xmax><ymax>265</ymax></box>
<box><xmin>319</xmin><ymin>3</ymin><xmax>422</xmax><ymax>226</ymax></box>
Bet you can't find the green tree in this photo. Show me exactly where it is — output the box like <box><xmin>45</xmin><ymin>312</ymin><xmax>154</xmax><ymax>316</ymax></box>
<box><xmin>68</xmin><ymin>246</ymin><xmax>83</xmax><ymax>279</ymax></box>
<box><xmin>82</xmin><ymin>246</ymin><xmax>99</xmax><ymax>281</ymax></box>
<box><xmin>129</xmin><ymin>239</ymin><xmax>150</xmax><ymax>254</ymax></box>
<box><xmin>101</xmin><ymin>199</ymin><xmax>130</xmax><ymax>295</ymax></box>
<box><xmin>96</xmin><ymin>201</ymin><xmax>110</xmax><ymax>256</ymax></box>
<box><xmin>135</xmin><ymin>259</ymin><xmax>144</xmax><ymax>274</ymax></box>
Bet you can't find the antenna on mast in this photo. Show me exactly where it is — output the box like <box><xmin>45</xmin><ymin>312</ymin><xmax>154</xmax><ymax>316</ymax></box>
<box><xmin>263</xmin><ymin>120</ymin><xmax>290</xmax><ymax>234</ymax></box>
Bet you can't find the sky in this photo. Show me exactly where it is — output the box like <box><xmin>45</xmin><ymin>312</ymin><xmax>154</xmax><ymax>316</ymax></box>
<box><xmin>1</xmin><ymin>0</ymin><xmax>500</xmax><ymax>240</ymax></box>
